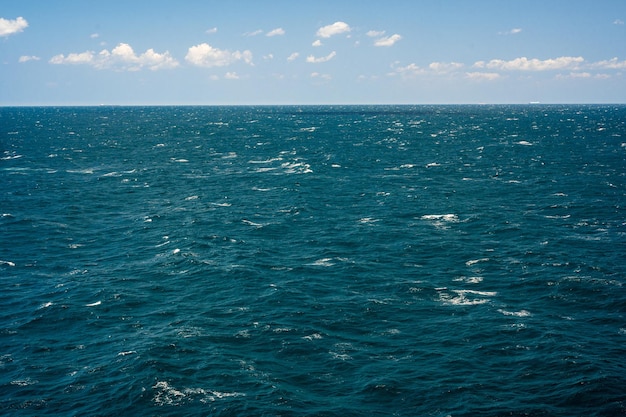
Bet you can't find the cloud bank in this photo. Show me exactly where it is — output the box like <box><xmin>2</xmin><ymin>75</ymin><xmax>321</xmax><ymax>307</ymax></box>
<box><xmin>474</xmin><ymin>56</ymin><xmax>584</xmax><ymax>71</ymax></box>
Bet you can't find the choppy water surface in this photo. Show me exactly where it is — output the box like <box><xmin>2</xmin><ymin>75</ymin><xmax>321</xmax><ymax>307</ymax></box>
<box><xmin>1</xmin><ymin>105</ymin><xmax>625</xmax><ymax>416</ymax></box>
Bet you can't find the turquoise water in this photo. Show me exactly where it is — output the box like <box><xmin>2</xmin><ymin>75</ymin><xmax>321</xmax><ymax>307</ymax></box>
<box><xmin>1</xmin><ymin>105</ymin><xmax>625</xmax><ymax>416</ymax></box>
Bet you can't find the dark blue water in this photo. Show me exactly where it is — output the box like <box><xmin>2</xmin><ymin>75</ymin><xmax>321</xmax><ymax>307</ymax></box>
<box><xmin>1</xmin><ymin>105</ymin><xmax>625</xmax><ymax>416</ymax></box>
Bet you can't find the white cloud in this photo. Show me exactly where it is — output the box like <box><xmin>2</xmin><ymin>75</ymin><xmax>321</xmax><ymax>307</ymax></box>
<box><xmin>499</xmin><ymin>28</ymin><xmax>522</xmax><ymax>35</ymax></box>
<box><xmin>312</xmin><ymin>39</ymin><xmax>322</xmax><ymax>47</ymax></box>
<box><xmin>311</xmin><ymin>72</ymin><xmax>332</xmax><ymax>80</ymax></box>
<box><xmin>19</xmin><ymin>55</ymin><xmax>40</xmax><ymax>63</ymax></box>
<box><xmin>357</xmin><ymin>74</ymin><xmax>379</xmax><ymax>81</ymax></box>
<box><xmin>389</xmin><ymin>61</ymin><xmax>466</xmax><ymax>78</ymax></box>
<box><xmin>244</xmin><ymin>29</ymin><xmax>263</xmax><ymax>37</ymax></box>
<box><xmin>591</xmin><ymin>57</ymin><xmax>626</xmax><ymax>69</ymax></box>
<box><xmin>388</xmin><ymin>63</ymin><xmax>425</xmax><ymax>78</ymax></box>
<box><xmin>316</xmin><ymin>21</ymin><xmax>351</xmax><ymax>38</ymax></box>
<box><xmin>0</xmin><ymin>16</ymin><xmax>28</xmax><ymax>37</ymax></box>
<box><xmin>206</xmin><ymin>27</ymin><xmax>218</xmax><ymax>34</ymax></box>
<box><xmin>90</xmin><ymin>33</ymin><xmax>100</xmax><ymax>39</ymax></box>
<box><xmin>556</xmin><ymin>72</ymin><xmax>611</xmax><ymax>80</ymax></box>
<box><xmin>373</xmin><ymin>34</ymin><xmax>402</xmax><ymax>47</ymax></box>
<box><xmin>475</xmin><ymin>56</ymin><xmax>584</xmax><ymax>71</ymax></box>
<box><xmin>429</xmin><ymin>61</ymin><xmax>464</xmax><ymax>73</ymax></box>
<box><xmin>465</xmin><ymin>72</ymin><xmax>501</xmax><ymax>80</ymax></box>
<box><xmin>224</xmin><ymin>72</ymin><xmax>239</xmax><ymax>79</ymax></box>
<box><xmin>50</xmin><ymin>51</ymin><xmax>95</xmax><ymax>65</ymax></box>
<box><xmin>557</xmin><ymin>72</ymin><xmax>592</xmax><ymax>79</ymax></box>
<box><xmin>185</xmin><ymin>43</ymin><xmax>253</xmax><ymax>67</ymax></box>
<box><xmin>367</xmin><ymin>30</ymin><xmax>385</xmax><ymax>37</ymax></box>
<box><xmin>287</xmin><ymin>52</ymin><xmax>299</xmax><ymax>61</ymax></box>
<box><xmin>49</xmin><ymin>43</ymin><xmax>179</xmax><ymax>71</ymax></box>
<box><xmin>306</xmin><ymin>51</ymin><xmax>337</xmax><ymax>63</ymax></box>
<box><xmin>266</xmin><ymin>27</ymin><xmax>285</xmax><ymax>37</ymax></box>
<box><xmin>613</xmin><ymin>19</ymin><xmax>624</xmax><ymax>25</ymax></box>
<box><xmin>263</xmin><ymin>54</ymin><xmax>274</xmax><ymax>60</ymax></box>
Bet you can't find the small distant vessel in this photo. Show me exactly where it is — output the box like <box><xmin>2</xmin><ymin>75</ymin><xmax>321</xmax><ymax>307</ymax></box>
<box><xmin>529</xmin><ymin>101</ymin><xmax>541</xmax><ymax>104</ymax></box>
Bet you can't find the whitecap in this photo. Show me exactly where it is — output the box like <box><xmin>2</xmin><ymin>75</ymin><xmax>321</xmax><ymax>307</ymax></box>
<box><xmin>242</xmin><ymin>219</ymin><xmax>264</xmax><ymax>228</ymax></box>
<box><xmin>11</xmin><ymin>379</ymin><xmax>38</xmax><ymax>386</ymax></box>
<box><xmin>438</xmin><ymin>289</ymin><xmax>496</xmax><ymax>306</ymax></box>
<box><xmin>421</xmin><ymin>214</ymin><xmax>458</xmax><ymax>222</ymax></box>
<box><xmin>39</xmin><ymin>302</ymin><xmax>53</xmax><ymax>309</ymax></box>
<box><xmin>152</xmin><ymin>381</ymin><xmax>244</xmax><ymax>406</ymax></box>
<box><xmin>425</xmin><ymin>162</ymin><xmax>441</xmax><ymax>167</ymax></box>
<box><xmin>281</xmin><ymin>161</ymin><xmax>312</xmax><ymax>174</ymax></box>
<box><xmin>303</xmin><ymin>333</ymin><xmax>323</xmax><ymax>341</ymax></box>
<box><xmin>155</xmin><ymin>239</ymin><xmax>170</xmax><ymax>248</ymax></box>
<box><xmin>272</xmin><ymin>328</ymin><xmax>291</xmax><ymax>333</ymax></box>
<box><xmin>0</xmin><ymin>260</ymin><xmax>16</xmax><ymax>267</ymax></box>
<box><xmin>453</xmin><ymin>276</ymin><xmax>483</xmax><ymax>284</ymax></box>
<box><xmin>498</xmin><ymin>309</ymin><xmax>531</xmax><ymax>317</ymax></box>
<box><xmin>458</xmin><ymin>289</ymin><xmax>496</xmax><ymax>296</ymax></box>
<box><xmin>85</xmin><ymin>301</ymin><xmax>101</xmax><ymax>307</ymax></box>
<box><xmin>253</xmin><ymin>167</ymin><xmax>277</xmax><ymax>173</ymax></box>
<box><xmin>235</xmin><ymin>330</ymin><xmax>250</xmax><ymax>338</ymax></box>
<box><xmin>153</xmin><ymin>381</ymin><xmax>186</xmax><ymax>405</ymax></box>
<box><xmin>517</xmin><ymin>140</ymin><xmax>533</xmax><ymax>146</ymax></box>
<box><xmin>117</xmin><ymin>350</ymin><xmax>137</xmax><ymax>356</ymax></box>
<box><xmin>184</xmin><ymin>195</ymin><xmax>199</xmax><ymax>201</ymax></box>
<box><xmin>545</xmin><ymin>214</ymin><xmax>571</xmax><ymax>219</ymax></box>
<box><xmin>171</xmin><ymin>158</ymin><xmax>189</xmax><ymax>163</ymax></box>
<box><xmin>248</xmin><ymin>157</ymin><xmax>282</xmax><ymax>164</ymax></box>
<box><xmin>466</xmin><ymin>258</ymin><xmax>490</xmax><ymax>266</ymax></box>
<box><xmin>67</xmin><ymin>169</ymin><xmax>94</xmax><ymax>174</ymax></box>
<box><xmin>309</xmin><ymin>258</ymin><xmax>335</xmax><ymax>267</ymax></box>
<box><xmin>0</xmin><ymin>154</ymin><xmax>23</xmax><ymax>160</ymax></box>
<box><xmin>329</xmin><ymin>352</ymin><xmax>352</xmax><ymax>361</ymax></box>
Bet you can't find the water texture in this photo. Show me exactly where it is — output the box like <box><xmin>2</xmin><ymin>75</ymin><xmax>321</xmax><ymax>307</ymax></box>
<box><xmin>1</xmin><ymin>105</ymin><xmax>625</xmax><ymax>416</ymax></box>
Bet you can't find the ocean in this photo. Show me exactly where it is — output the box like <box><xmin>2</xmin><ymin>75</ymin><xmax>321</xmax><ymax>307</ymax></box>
<box><xmin>1</xmin><ymin>105</ymin><xmax>625</xmax><ymax>416</ymax></box>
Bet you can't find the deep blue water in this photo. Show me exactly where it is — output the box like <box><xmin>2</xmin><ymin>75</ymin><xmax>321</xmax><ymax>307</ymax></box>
<box><xmin>1</xmin><ymin>105</ymin><xmax>625</xmax><ymax>416</ymax></box>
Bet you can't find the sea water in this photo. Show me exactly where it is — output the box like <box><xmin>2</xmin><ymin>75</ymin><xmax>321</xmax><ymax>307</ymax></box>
<box><xmin>1</xmin><ymin>105</ymin><xmax>625</xmax><ymax>416</ymax></box>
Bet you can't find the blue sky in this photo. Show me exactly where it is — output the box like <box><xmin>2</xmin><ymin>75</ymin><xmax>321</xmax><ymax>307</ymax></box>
<box><xmin>1</xmin><ymin>0</ymin><xmax>625</xmax><ymax>105</ymax></box>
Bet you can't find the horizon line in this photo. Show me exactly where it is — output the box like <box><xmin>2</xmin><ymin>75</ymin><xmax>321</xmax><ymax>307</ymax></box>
<box><xmin>2</xmin><ymin>102</ymin><xmax>626</xmax><ymax>108</ymax></box>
